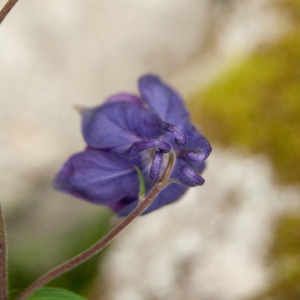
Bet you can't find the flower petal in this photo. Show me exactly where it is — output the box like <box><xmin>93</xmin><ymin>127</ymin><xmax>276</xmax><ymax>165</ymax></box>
<box><xmin>164</xmin><ymin>123</ymin><xmax>187</xmax><ymax>147</ymax></box>
<box><xmin>185</xmin><ymin>150</ymin><xmax>207</xmax><ymax>163</ymax></box>
<box><xmin>80</xmin><ymin>101</ymin><xmax>167</xmax><ymax>152</ymax></box>
<box><xmin>168</xmin><ymin>157</ymin><xmax>205</xmax><ymax>187</ymax></box>
<box><xmin>105</xmin><ymin>92</ymin><xmax>143</xmax><ymax>105</ymax></box>
<box><xmin>180</xmin><ymin>122</ymin><xmax>212</xmax><ymax>157</ymax></box>
<box><xmin>53</xmin><ymin>148</ymin><xmax>139</xmax><ymax>210</ymax></box>
<box><xmin>149</xmin><ymin>151</ymin><xmax>164</xmax><ymax>182</ymax></box>
<box><xmin>142</xmin><ymin>182</ymin><xmax>187</xmax><ymax>214</ymax></box>
<box><xmin>116</xmin><ymin>182</ymin><xmax>188</xmax><ymax>216</ymax></box>
<box><xmin>138</xmin><ymin>74</ymin><xmax>190</xmax><ymax>125</ymax></box>
<box><xmin>127</xmin><ymin>139</ymin><xmax>170</xmax><ymax>158</ymax></box>
<box><xmin>179</xmin><ymin>164</ymin><xmax>205</xmax><ymax>186</ymax></box>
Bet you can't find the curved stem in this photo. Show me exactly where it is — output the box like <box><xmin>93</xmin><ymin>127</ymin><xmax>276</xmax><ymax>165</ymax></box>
<box><xmin>16</xmin><ymin>152</ymin><xmax>175</xmax><ymax>300</ymax></box>
<box><xmin>0</xmin><ymin>0</ymin><xmax>19</xmax><ymax>25</ymax></box>
<box><xmin>0</xmin><ymin>204</ymin><xmax>8</xmax><ymax>300</ymax></box>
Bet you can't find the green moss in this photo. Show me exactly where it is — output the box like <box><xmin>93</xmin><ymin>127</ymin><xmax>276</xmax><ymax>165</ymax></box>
<box><xmin>251</xmin><ymin>215</ymin><xmax>300</xmax><ymax>300</ymax></box>
<box><xmin>189</xmin><ymin>4</ymin><xmax>300</xmax><ymax>183</ymax></box>
<box><xmin>277</xmin><ymin>0</ymin><xmax>300</xmax><ymax>25</ymax></box>
<box><xmin>189</xmin><ymin>4</ymin><xmax>300</xmax><ymax>295</ymax></box>
<box><xmin>272</xmin><ymin>216</ymin><xmax>300</xmax><ymax>258</ymax></box>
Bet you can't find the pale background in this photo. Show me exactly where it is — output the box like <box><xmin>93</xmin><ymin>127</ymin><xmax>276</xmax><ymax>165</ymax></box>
<box><xmin>0</xmin><ymin>1</ymin><xmax>299</xmax><ymax>299</ymax></box>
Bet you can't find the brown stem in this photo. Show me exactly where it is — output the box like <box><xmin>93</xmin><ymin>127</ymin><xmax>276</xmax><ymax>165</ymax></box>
<box><xmin>0</xmin><ymin>0</ymin><xmax>19</xmax><ymax>25</ymax></box>
<box><xmin>0</xmin><ymin>204</ymin><xmax>8</xmax><ymax>300</ymax></box>
<box><xmin>16</xmin><ymin>152</ymin><xmax>176</xmax><ymax>300</ymax></box>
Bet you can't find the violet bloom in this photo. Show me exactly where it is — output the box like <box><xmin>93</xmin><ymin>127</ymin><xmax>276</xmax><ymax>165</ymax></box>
<box><xmin>54</xmin><ymin>75</ymin><xmax>211</xmax><ymax>216</ymax></box>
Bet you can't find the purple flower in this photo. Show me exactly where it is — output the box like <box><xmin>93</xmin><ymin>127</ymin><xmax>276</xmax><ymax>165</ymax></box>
<box><xmin>54</xmin><ymin>74</ymin><xmax>211</xmax><ymax>216</ymax></box>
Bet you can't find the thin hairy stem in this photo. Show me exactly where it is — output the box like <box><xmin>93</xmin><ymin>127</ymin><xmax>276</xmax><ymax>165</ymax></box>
<box><xmin>0</xmin><ymin>0</ymin><xmax>19</xmax><ymax>25</ymax></box>
<box><xmin>16</xmin><ymin>152</ymin><xmax>176</xmax><ymax>300</ymax></box>
<box><xmin>0</xmin><ymin>204</ymin><xmax>8</xmax><ymax>300</ymax></box>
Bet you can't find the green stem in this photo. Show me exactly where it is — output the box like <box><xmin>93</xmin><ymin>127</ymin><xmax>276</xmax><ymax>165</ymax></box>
<box><xmin>16</xmin><ymin>152</ymin><xmax>175</xmax><ymax>300</ymax></box>
<box><xmin>0</xmin><ymin>0</ymin><xmax>19</xmax><ymax>25</ymax></box>
<box><xmin>0</xmin><ymin>204</ymin><xmax>8</xmax><ymax>300</ymax></box>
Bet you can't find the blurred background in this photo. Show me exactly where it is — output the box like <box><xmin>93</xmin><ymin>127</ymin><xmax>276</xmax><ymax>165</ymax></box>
<box><xmin>1</xmin><ymin>0</ymin><xmax>300</xmax><ymax>299</ymax></box>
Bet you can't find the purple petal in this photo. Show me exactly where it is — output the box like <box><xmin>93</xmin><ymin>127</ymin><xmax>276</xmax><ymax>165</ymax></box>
<box><xmin>116</xmin><ymin>182</ymin><xmax>188</xmax><ymax>216</ymax></box>
<box><xmin>176</xmin><ymin>122</ymin><xmax>211</xmax><ymax>174</ymax></box>
<box><xmin>105</xmin><ymin>92</ymin><xmax>143</xmax><ymax>105</ymax></box>
<box><xmin>149</xmin><ymin>151</ymin><xmax>164</xmax><ymax>182</ymax></box>
<box><xmin>138</xmin><ymin>74</ymin><xmax>190</xmax><ymax>125</ymax></box>
<box><xmin>185</xmin><ymin>150</ymin><xmax>207</xmax><ymax>163</ymax></box>
<box><xmin>53</xmin><ymin>148</ymin><xmax>139</xmax><ymax>210</ymax></box>
<box><xmin>179</xmin><ymin>164</ymin><xmax>205</xmax><ymax>186</ymax></box>
<box><xmin>142</xmin><ymin>182</ymin><xmax>187</xmax><ymax>214</ymax></box>
<box><xmin>167</xmin><ymin>122</ymin><xmax>212</xmax><ymax>158</ymax></box>
<box><xmin>127</xmin><ymin>139</ymin><xmax>170</xmax><ymax>158</ymax></box>
<box><xmin>80</xmin><ymin>101</ymin><xmax>167</xmax><ymax>152</ymax></box>
<box><xmin>180</xmin><ymin>122</ymin><xmax>212</xmax><ymax>157</ymax></box>
<box><xmin>165</xmin><ymin>124</ymin><xmax>187</xmax><ymax>147</ymax></box>
<box><xmin>185</xmin><ymin>158</ymin><xmax>206</xmax><ymax>174</ymax></box>
<box><xmin>168</xmin><ymin>157</ymin><xmax>205</xmax><ymax>187</ymax></box>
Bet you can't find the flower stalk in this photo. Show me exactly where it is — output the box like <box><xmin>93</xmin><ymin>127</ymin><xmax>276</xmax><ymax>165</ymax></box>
<box><xmin>0</xmin><ymin>204</ymin><xmax>8</xmax><ymax>300</ymax></box>
<box><xmin>16</xmin><ymin>152</ymin><xmax>176</xmax><ymax>300</ymax></box>
<box><xmin>0</xmin><ymin>0</ymin><xmax>19</xmax><ymax>25</ymax></box>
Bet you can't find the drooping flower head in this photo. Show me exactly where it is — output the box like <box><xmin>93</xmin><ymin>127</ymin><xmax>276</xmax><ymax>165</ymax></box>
<box><xmin>54</xmin><ymin>74</ymin><xmax>211</xmax><ymax>216</ymax></box>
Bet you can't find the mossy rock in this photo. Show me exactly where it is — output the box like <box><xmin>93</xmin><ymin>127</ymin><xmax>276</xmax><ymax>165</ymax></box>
<box><xmin>251</xmin><ymin>215</ymin><xmax>300</xmax><ymax>300</ymax></box>
<box><xmin>189</xmin><ymin>1</ymin><xmax>300</xmax><ymax>184</ymax></box>
<box><xmin>189</xmin><ymin>3</ymin><xmax>300</xmax><ymax>296</ymax></box>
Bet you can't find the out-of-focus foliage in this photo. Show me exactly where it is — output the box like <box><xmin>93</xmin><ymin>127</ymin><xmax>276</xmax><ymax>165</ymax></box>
<box><xmin>189</xmin><ymin>1</ymin><xmax>300</xmax><ymax>298</ymax></box>
<box><xmin>28</xmin><ymin>287</ymin><xmax>87</xmax><ymax>300</ymax></box>
<box><xmin>252</xmin><ymin>215</ymin><xmax>300</xmax><ymax>300</ymax></box>
<box><xmin>189</xmin><ymin>0</ymin><xmax>300</xmax><ymax>184</ymax></box>
<box><xmin>8</xmin><ymin>208</ymin><xmax>113</xmax><ymax>300</ymax></box>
